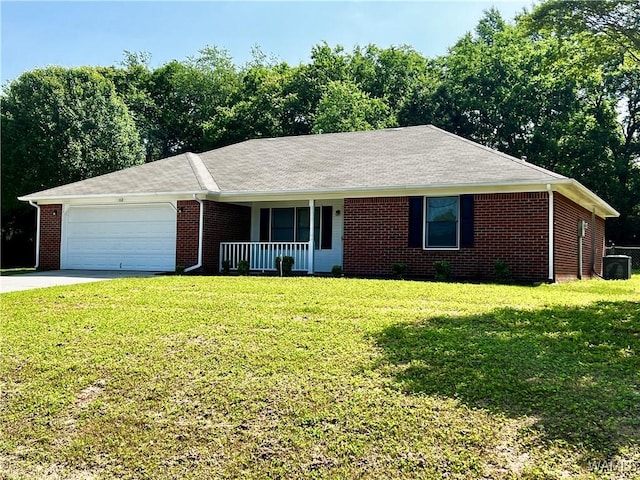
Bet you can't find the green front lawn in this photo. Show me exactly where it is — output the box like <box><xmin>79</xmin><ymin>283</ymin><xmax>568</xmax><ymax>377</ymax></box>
<box><xmin>1</xmin><ymin>276</ymin><xmax>638</xmax><ymax>479</ymax></box>
<box><xmin>0</xmin><ymin>268</ymin><xmax>35</xmax><ymax>276</ymax></box>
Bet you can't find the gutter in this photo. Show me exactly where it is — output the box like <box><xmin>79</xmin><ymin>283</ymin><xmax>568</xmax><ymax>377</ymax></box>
<box><xmin>184</xmin><ymin>194</ymin><xmax>204</xmax><ymax>273</ymax></box>
<box><xmin>217</xmin><ymin>179</ymin><xmax>564</xmax><ymax>200</ymax></box>
<box><xmin>28</xmin><ymin>200</ymin><xmax>41</xmax><ymax>269</ymax></box>
<box><xmin>18</xmin><ymin>190</ymin><xmax>211</xmax><ymax>202</ymax></box>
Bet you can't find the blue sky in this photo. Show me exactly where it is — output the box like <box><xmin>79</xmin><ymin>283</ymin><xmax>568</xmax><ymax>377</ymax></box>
<box><xmin>1</xmin><ymin>1</ymin><xmax>534</xmax><ymax>84</ymax></box>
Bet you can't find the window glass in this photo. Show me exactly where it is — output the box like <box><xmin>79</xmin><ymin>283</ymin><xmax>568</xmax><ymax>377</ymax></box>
<box><xmin>271</xmin><ymin>208</ymin><xmax>294</xmax><ymax>241</ymax></box>
<box><xmin>426</xmin><ymin>197</ymin><xmax>458</xmax><ymax>248</ymax></box>
<box><xmin>297</xmin><ymin>207</ymin><xmax>310</xmax><ymax>242</ymax></box>
<box><xmin>266</xmin><ymin>206</ymin><xmax>331</xmax><ymax>247</ymax></box>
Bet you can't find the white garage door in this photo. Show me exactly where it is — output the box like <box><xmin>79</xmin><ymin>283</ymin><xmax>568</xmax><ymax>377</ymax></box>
<box><xmin>62</xmin><ymin>204</ymin><xmax>177</xmax><ymax>271</ymax></box>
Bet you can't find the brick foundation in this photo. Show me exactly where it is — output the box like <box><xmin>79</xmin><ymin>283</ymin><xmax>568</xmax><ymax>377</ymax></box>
<box><xmin>343</xmin><ymin>193</ymin><xmax>550</xmax><ymax>282</ymax></box>
<box><xmin>38</xmin><ymin>204</ymin><xmax>62</xmax><ymax>270</ymax></box>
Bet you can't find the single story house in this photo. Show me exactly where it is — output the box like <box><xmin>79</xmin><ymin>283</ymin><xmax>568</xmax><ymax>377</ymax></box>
<box><xmin>19</xmin><ymin>125</ymin><xmax>619</xmax><ymax>282</ymax></box>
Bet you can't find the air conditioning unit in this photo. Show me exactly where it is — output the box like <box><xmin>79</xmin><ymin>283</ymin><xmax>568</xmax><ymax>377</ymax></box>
<box><xmin>603</xmin><ymin>255</ymin><xmax>632</xmax><ymax>280</ymax></box>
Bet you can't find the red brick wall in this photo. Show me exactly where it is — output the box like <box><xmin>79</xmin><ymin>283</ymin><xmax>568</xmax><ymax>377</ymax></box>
<box><xmin>176</xmin><ymin>200</ymin><xmax>200</xmax><ymax>269</ymax></box>
<box><xmin>203</xmin><ymin>201</ymin><xmax>251</xmax><ymax>273</ymax></box>
<box><xmin>554</xmin><ymin>193</ymin><xmax>605</xmax><ymax>282</ymax></box>
<box><xmin>176</xmin><ymin>200</ymin><xmax>250</xmax><ymax>273</ymax></box>
<box><xmin>343</xmin><ymin>193</ymin><xmax>550</xmax><ymax>282</ymax></box>
<box><xmin>39</xmin><ymin>204</ymin><xmax>62</xmax><ymax>270</ymax></box>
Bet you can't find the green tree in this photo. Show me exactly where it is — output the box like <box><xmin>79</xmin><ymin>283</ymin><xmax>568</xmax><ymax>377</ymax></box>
<box><xmin>350</xmin><ymin>44</ymin><xmax>429</xmax><ymax>114</ymax></box>
<box><xmin>1</xmin><ymin>66</ymin><xmax>144</xmax><ymax>266</ymax></box>
<box><xmin>99</xmin><ymin>51</ymin><xmax>158</xmax><ymax>161</ymax></box>
<box><xmin>148</xmin><ymin>46</ymin><xmax>240</xmax><ymax>156</ymax></box>
<box><xmin>526</xmin><ymin>0</ymin><xmax>640</xmax><ymax>61</ymax></box>
<box><xmin>312</xmin><ymin>80</ymin><xmax>392</xmax><ymax>134</ymax></box>
<box><xmin>203</xmin><ymin>50</ymin><xmax>302</xmax><ymax>147</ymax></box>
<box><xmin>284</xmin><ymin>43</ymin><xmax>353</xmax><ymax>133</ymax></box>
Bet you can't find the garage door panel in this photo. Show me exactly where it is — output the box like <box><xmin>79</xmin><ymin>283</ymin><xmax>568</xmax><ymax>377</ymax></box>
<box><xmin>66</xmin><ymin>222</ymin><xmax>175</xmax><ymax>238</ymax></box>
<box><xmin>62</xmin><ymin>204</ymin><xmax>177</xmax><ymax>271</ymax></box>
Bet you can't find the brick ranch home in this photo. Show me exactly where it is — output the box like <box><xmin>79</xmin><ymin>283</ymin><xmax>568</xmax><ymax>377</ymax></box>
<box><xmin>20</xmin><ymin>125</ymin><xmax>619</xmax><ymax>282</ymax></box>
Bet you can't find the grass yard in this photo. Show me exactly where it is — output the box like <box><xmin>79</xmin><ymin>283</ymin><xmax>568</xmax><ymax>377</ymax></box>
<box><xmin>1</xmin><ymin>276</ymin><xmax>639</xmax><ymax>479</ymax></box>
<box><xmin>0</xmin><ymin>268</ymin><xmax>36</xmax><ymax>277</ymax></box>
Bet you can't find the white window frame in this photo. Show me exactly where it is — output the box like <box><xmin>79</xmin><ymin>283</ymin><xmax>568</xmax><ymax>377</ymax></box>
<box><xmin>423</xmin><ymin>196</ymin><xmax>460</xmax><ymax>250</ymax></box>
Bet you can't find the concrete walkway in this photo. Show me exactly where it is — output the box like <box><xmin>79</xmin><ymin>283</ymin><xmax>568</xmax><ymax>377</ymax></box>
<box><xmin>0</xmin><ymin>270</ymin><xmax>159</xmax><ymax>294</ymax></box>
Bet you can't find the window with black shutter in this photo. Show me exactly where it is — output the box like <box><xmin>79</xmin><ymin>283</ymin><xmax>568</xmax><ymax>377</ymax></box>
<box><xmin>407</xmin><ymin>195</ymin><xmax>474</xmax><ymax>249</ymax></box>
<box><xmin>408</xmin><ymin>197</ymin><xmax>424</xmax><ymax>248</ymax></box>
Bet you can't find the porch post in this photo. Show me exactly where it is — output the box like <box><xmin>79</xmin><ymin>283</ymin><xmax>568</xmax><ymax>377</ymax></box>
<box><xmin>308</xmin><ymin>199</ymin><xmax>315</xmax><ymax>274</ymax></box>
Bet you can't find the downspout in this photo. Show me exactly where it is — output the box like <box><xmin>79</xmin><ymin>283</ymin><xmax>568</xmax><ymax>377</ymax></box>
<box><xmin>591</xmin><ymin>209</ymin><xmax>597</xmax><ymax>276</ymax></box>
<box><xmin>578</xmin><ymin>221</ymin><xmax>584</xmax><ymax>280</ymax></box>
<box><xmin>547</xmin><ymin>186</ymin><xmax>554</xmax><ymax>283</ymax></box>
<box><xmin>184</xmin><ymin>194</ymin><xmax>204</xmax><ymax>273</ymax></box>
<box><xmin>28</xmin><ymin>200</ymin><xmax>41</xmax><ymax>269</ymax></box>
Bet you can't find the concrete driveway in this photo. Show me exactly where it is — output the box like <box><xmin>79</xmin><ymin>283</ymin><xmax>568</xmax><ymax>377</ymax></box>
<box><xmin>0</xmin><ymin>270</ymin><xmax>159</xmax><ymax>294</ymax></box>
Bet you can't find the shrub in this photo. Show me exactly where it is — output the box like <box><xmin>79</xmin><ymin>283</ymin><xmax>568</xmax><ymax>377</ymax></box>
<box><xmin>392</xmin><ymin>263</ymin><xmax>406</xmax><ymax>279</ymax></box>
<box><xmin>331</xmin><ymin>265</ymin><xmax>343</xmax><ymax>277</ymax></box>
<box><xmin>275</xmin><ymin>256</ymin><xmax>295</xmax><ymax>276</ymax></box>
<box><xmin>221</xmin><ymin>260</ymin><xmax>231</xmax><ymax>275</ymax></box>
<box><xmin>237</xmin><ymin>260</ymin><xmax>250</xmax><ymax>276</ymax></box>
<box><xmin>494</xmin><ymin>259</ymin><xmax>510</xmax><ymax>283</ymax></box>
<box><xmin>433</xmin><ymin>260</ymin><xmax>451</xmax><ymax>281</ymax></box>
<box><xmin>175</xmin><ymin>265</ymin><xmax>186</xmax><ymax>275</ymax></box>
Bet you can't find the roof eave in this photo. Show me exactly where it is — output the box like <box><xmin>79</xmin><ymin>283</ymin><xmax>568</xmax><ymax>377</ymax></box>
<box><xmin>216</xmin><ymin>179</ymin><xmax>569</xmax><ymax>202</ymax></box>
<box><xmin>19</xmin><ymin>190</ymin><xmax>216</xmax><ymax>204</ymax></box>
<box><xmin>18</xmin><ymin>179</ymin><xmax>618</xmax><ymax>219</ymax></box>
<box><xmin>554</xmin><ymin>179</ymin><xmax>619</xmax><ymax>218</ymax></box>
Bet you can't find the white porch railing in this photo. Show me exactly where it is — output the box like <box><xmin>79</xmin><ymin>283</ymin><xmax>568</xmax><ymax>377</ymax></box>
<box><xmin>220</xmin><ymin>242</ymin><xmax>310</xmax><ymax>272</ymax></box>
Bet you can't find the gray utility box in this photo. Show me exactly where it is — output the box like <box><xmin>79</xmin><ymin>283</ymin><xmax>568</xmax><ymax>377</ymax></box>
<box><xmin>603</xmin><ymin>255</ymin><xmax>632</xmax><ymax>280</ymax></box>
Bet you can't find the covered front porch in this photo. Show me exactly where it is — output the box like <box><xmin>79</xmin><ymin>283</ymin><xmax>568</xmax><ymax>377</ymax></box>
<box><xmin>218</xmin><ymin>199</ymin><xmax>343</xmax><ymax>274</ymax></box>
<box><xmin>220</xmin><ymin>241</ymin><xmax>311</xmax><ymax>273</ymax></box>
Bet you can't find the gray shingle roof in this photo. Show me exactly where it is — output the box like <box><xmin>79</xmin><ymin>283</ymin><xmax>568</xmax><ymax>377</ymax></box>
<box><xmin>20</xmin><ymin>125</ymin><xmax>566</xmax><ymax>200</ymax></box>
<box><xmin>200</xmin><ymin>125</ymin><xmax>565</xmax><ymax>192</ymax></box>
<box><xmin>20</xmin><ymin>152</ymin><xmax>212</xmax><ymax>199</ymax></box>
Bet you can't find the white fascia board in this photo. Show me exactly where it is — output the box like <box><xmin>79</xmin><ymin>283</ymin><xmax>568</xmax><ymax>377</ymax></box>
<box><xmin>554</xmin><ymin>180</ymin><xmax>619</xmax><ymax>218</ymax></box>
<box><xmin>18</xmin><ymin>191</ymin><xmax>212</xmax><ymax>205</ymax></box>
<box><xmin>216</xmin><ymin>180</ymin><xmax>565</xmax><ymax>202</ymax></box>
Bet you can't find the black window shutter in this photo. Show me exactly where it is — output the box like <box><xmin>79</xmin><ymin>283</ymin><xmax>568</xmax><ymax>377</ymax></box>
<box><xmin>321</xmin><ymin>206</ymin><xmax>332</xmax><ymax>249</ymax></box>
<box><xmin>259</xmin><ymin>208</ymin><xmax>270</xmax><ymax>242</ymax></box>
<box><xmin>460</xmin><ymin>195</ymin><xmax>474</xmax><ymax>248</ymax></box>
<box><xmin>408</xmin><ymin>196</ymin><xmax>424</xmax><ymax>248</ymax></box>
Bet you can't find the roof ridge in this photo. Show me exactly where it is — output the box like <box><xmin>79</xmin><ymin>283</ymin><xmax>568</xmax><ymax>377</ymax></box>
<box><xmin>425</xmin><ymin>125</ymin><xmax>566</xmax><ymax>180</ymax></box>
<box><xmin>186</xmin><ymin>152</ymin><xmax>219</xmax><ymax>192</ymax></box>
<box><xmin>219</xmin><ymin>125</ymin><xmax>428</xmax><ymax>148</ymax></box>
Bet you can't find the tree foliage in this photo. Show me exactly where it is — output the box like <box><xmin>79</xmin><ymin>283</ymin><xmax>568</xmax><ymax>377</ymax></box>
<box><xmin>1</xmin><ymin>66</ymin><xmax>144</xmax><ymax>266</ymax></box>
<box><xmin>312</xmin><ymin>80</ymin><xmax>392</xmax><ymax>133</ymax></box>
<box><xmin>1</xmin><ymin>67</ymin><xmax>144</xmax><ymax>213</ymax></box>
<box><xmin>526</xmin><ymin>0</ymin><xmax>640</xmax><ymax>61</ymax></box>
